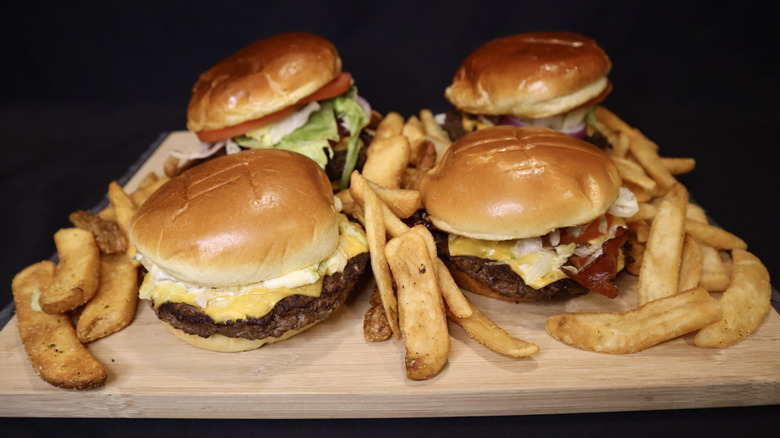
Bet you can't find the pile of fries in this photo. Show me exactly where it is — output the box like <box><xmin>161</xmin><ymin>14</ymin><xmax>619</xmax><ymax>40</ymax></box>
<box><xmin>11</xmin><ymin>175</ymin><xmax>169</xmax><ymax>389</ymax></box>
<box><xmin>545</xmin><ymin>107</ymin><xmax>771</xmax><ymax>353</ymax></box>
<box><xmin>339</xmin><ymin>112</ymin><xmax>539</xmax><ymax>380</ymax></box>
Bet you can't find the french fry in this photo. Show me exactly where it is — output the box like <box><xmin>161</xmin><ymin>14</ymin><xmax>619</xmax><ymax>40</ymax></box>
<box><xmin>611</xmin><ymin>156</ymin><xmax>657</xmax><ymax>193</ymax></box>
<box><xmin>373</xmin><ymin>111</ymin><xmax>404</xmax><ymax>141</ymax></box>
<box><xmin>76</xmin><ymin>253</ymin><xmax>140</xmax><ymax>343</ymax></box>
<box><xmin>660</xmin><ymin>157</ymin><xmax>696</xmax><ymax>175</ymax></box>
<box><xmin>367</xmin><ymin>180</ymin><xmax>421</xmax><ymax>219</ymax></box>
<box><xmin>678</xmin><ymin>235</ymin><xmax>703</xmax><ymax>292</ymax></box>
<box><xmin>627</xmin><ymin>202</ymin><xmax>657</xmax><ymax>223</ymax></box>
<box><xmin>69</xmin><ymin>210</ymin><xmax>128</xmax><ymax>255</ymax></box>
<box><xmin>362</xmin><ymin>181</ymin><xmax>401</xmax><ymax>339</ymax></box>
<box><xmin>637</xmin><ymin>183</ymin><xmax>689</xmax><ymax>305</ymax></box>
<box><xmin>419</xmin><ymin>109</ymin><xmax>451</xmax><ymax>161</ymax></box>
<box><xmin>12</xmin><ymin>261</ymin><xmax>107</xmax><ymax>389</ymax></box>
<box><xmin>685</xmin><ymin>203</ymin><xmax>731</xmax><ymax>292</ymax></box>
<box><xmin>130</xmin><ymin>173</ymin><xmax>169</xmax><ymax>207</ymax></box>
<box><xmin>107</xmin><ymin>181</ymin><xmax>138</xmax><ymax>257</ymax></box>
<box><xmin>625</xmin><ymin>233</ymin><xmax>645</xmax><ymax>276</ymax></box>
<box><xmin>546</xmin><ymin>287</ymin><xmax>722</xmax><ymax>354</ymax></box>
<box><xmin>362</xmin><ymin>135</ymin><xmax>411</xmax><ymax>189</ymax></box>
<box><xmin>694</xmin><ymin>250</ymin><xmax>771</xmax><ymax>348</ymax></box>
<box><xmin>684</xmin><ymin>219</ymin><xmax>748</xmax><ymax>251</ymax></box>
<box><xmin>39</xmin><ymin>228</ymin><xmax>100</xmax><ymax>314</ymax></box>
<box><xmin>363</xmin><ymin>285</ymin><xmax>393</xmax><ymax>342</ymax></box>
<box><xmin>407</xmin><ymin>225</ymin><xmax>472</xmax><ymax>319</ymax></box>
<box><xmin>447</xmin><ymin>299</ymin><xmax>538</xmax><ymax>358</ymax></box>
<box><xmin>622</xmin><ymin>180</ymin><xmax>653</xmax><ymax>203</ymax></box>
<box><xmin>385</xmin><ymin>231</ymin><xmax>450</xmax><ymax>380</ymax></box>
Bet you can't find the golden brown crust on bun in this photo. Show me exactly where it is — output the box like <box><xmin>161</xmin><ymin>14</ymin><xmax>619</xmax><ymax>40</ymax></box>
<box><xmin>445</xmin><ymin>32</ymin><xmax>611</xmax><ymax>118</ymax></box>
<box><xmin>129</xmin><ymin>149</ymin><xmax>339</xmax><ymax>287</ymax></box>
<box><xmin>419</xmin><ymin>125</ymin><xmax>621</xmax><ymax>240</ymax></box>
<box><xmin>162</xmin><ymin>321</ymin><xmax>320</xmax><ymax>352</ymax></box>
<box><xmin>187</xmin><ymin>32</ymin><xmax>342</xmax><ymax>132</ymax></box>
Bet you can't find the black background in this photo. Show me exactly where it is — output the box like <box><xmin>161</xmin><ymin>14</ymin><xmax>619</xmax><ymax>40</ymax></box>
<box><xmin>1</xmin><ymin>1</ymin><xmax>778</xmax><ymax>435</ymax></box>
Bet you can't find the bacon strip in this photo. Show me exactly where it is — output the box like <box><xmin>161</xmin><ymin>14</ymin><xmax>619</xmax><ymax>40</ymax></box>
<box><xmin>565</xmin><ymin>227</ymin><xmax>628</xmax><ymax>298</ymax></box>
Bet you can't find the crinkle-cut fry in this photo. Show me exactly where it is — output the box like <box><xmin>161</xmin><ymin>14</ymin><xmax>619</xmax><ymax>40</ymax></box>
<box><xmin>447</xmin><ymin>299</ymin><xmax>538</xmax><ymax>358</ymax></box>
<box><xmin>12</xmin><ymin>261</ymin><xmax>107</xmax><ymax>389</ymax></box>
<box><xmin>637</xmin><ymin>183</ymin><xmax>688</xmax><ymax>306</ymax></box>
<box><xmin>39</xmin><ymin>228</ymin><xmax>100</xmax><ymax>314</ymax></box>
<box><xmin>546</xmin><ymin>287</ymin><xmax>722</xmax><ymax>354</ymax></box>
<box><xmin>76</xmin><ymin>253</ymin><xmax>140</xmax><ymax>343</ymax></box>
<box><xmin>694</xmin><ymin>250</ymin><xmax>771</xmax><ymax>348</ymax></box>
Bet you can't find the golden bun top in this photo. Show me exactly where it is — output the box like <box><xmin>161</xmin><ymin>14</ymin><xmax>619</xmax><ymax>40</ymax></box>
<box><xmin>129</xmin><ymin>149</ymin><xmax>339</xmax><ymax>287</ymax></box>
<box><xmin>419</xmin><ymin>126</ymin><xmax>621</xmax><ymax>240</ymax></box>
<box><xmin>187</xmin><ymin>32</ymin><xmax>342</xmax><ymax>132</ymax></box>
<box><xmin>445</xmin><ymin>32</ymin><xmax>611</xmax><ymax>118</ymax></box>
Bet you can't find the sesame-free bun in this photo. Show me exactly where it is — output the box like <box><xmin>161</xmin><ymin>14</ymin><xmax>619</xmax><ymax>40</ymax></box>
<box><xmin>445</xmin><ymin>32</ymin><xmax>611</xmax><ymax>118</ymax></box>
<box><xmin>419</xmin><ymin>126</ymin><xmax>621</xmax><ymax>240</ymax></box>
<box><xmin>162</xmin><ymin>321</ymin><xmax>320</xmax><ymax>352</ymax></box>
<box><xmin>187</xmin><ymin>32</ymin><xmax>342</xmax><ymax>132</ymax></box>
<box><xmin>129</xmin><ymin>149</ymin><xmax>339</xmax><ymax>287</ymax></box>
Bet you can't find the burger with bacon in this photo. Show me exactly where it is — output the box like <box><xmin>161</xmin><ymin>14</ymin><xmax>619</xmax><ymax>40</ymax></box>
<box><xmin>185</xmin><ymin>32</ymin><xmax>371</xmax><ymax>189</ymax></box>
<box><xmin>439</xmin><ymin>31</ymin><xmax>612</xmax><ymax>146</ymax></box>
<box><xmin>416</xmin><ymin>125</ymin><xmax>638</xmax><ymax>301</ymax></box>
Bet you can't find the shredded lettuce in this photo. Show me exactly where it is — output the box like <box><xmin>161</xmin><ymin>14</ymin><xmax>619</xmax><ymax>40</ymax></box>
<box><xmin>232</xmin><ymin>86</ymin><xmax>370</xmax><ymax>189</ymax></box>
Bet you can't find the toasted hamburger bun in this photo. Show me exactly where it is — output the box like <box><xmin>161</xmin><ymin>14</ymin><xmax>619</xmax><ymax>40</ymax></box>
<box><xmin>418</xmin><ymin>125</ymin><xmax>627</xmax><ymax>301</ymax></box>
<box><xmin>129</xmin><ymin>149</ymin><xmax>369</xmax><ymax>351</ymax></box>
<box><xmin>187</xmin><ymin>32</ymin><xmax>342</xmax><ymax>132</ymax></box>
<box><xmin>445</xmin><ymin>31</ymin><xmax>611</xmax><ymax>119</ymax></box>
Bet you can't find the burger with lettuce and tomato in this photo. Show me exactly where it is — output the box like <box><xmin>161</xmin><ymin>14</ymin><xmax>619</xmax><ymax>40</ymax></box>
<box><xmin>438</xmin><ymin>31</ymin><xmax>612</xmax><ymax>147</ymax></box>
<box><xmin>185</xmin><ymin>32</ymin><xmax>372</xmax><ymax>189</ymax></box>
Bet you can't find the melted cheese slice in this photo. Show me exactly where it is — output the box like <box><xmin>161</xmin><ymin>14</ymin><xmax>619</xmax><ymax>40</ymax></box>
<box><xmin>139</xmin><ymin>214</ymin><xmax>368</xmax><ymax>323</ymax></box>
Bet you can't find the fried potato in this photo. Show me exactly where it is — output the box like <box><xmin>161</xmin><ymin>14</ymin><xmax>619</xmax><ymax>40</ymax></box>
<box><xmin>625</xmin><ymin>233</ymin><xmax>645</xmax><ymax>276</ymax></box>
<box><xmin>12</xmin><ymin>261</ymin><xmax>107</xmax><ymax>389</ymax></box>
<box><xmin>363</xmin><ymin>285</ymin><xmax>393</xmax><ymax>342</ymax></box>
<box><xmin>39</xmin><ymin>228</ymin><xmax>100</xmax><ymax>314</ymax></box>
<box><xmin>637</xmin><ymin>183</ymin><xmax>688</xmax><ymax>305</ymax></box>
<box><xmin>685</xmin><ymin>204</ymin><xmax>731</xmax><ymax>292</ymax></box>
<box><xmin>611</xmin><ymin>156</ymin><xmax>658</xmax><ymax>193</ymax></box>
<box><xmin>362</xmin><ymin>135</ymin><xmax>411</xmax><ymax>189</ymax></box>
<box><xmin>629</xmin><ymin>136</ymin><xmax>678</xmax><ymax>192</ymax></box>
<box><xmin>76</xmin><ymin>253</ymin><xmax>139</xmax><ymax>343</ymax></box>
<box><xmin>546</xmin><ymin>287</ymin><xmax>722</xmax><ymax>354</ymax></box>
<box><xmin>419</xmin><ymin>109</ymin><xmax>451</xmax><ymax>161</ymax></box>
<box><xmin>404</xmin><ymin>139</ymin><xmax>437</xmax><ymax>190</ymax></box>
<box><xmin>678</xmin><ymin>235</ymin><xmax>703</xmax><ymax>292</ymax></box>
<box><xmin>407</xmin><ymin>224</ymin><xmax>472</xmax><ymax>318</ymax></box>
<box><xmin>362</xmin><ymin>181</ymin><xmax>401</xmax><ymax>339</ymax></box>
<box><xmin>385</xmin><ymin>231</ymin><xmax>449</xmax><ymax>380</ymax></box>
<box><xmin>373</xmin><ymin>111</ymin><xmax>404</xmax><ymax>140</ymax></box>
<box><xmin>69</xmin><ymin>210</ymin><xmax>128</xmax><ymax>254</ymax></box>
<box><xmin>684</xmin><ymin>219</ymin><xmax>748</xmax><ymax>250</ymax></box>
<box><xmin>694</xmin><ymin>250</ymin><xmax>771</xmax><ymax>348</ymax></box>
<box><xmin>130</xmin><ymin>173</ymin><xmax>169</xmax><ymax>207</ymax></box>
<box><xmin>660</xmin><ymin>157</ymin><xmax>696</xmax><ymax>175</ymax></box>
<box><xmin>107</xmin><ymin>181</ymin><xmax>138</xmax><ymax>257</ymax></box>
<box><xmin>447</xmin><ymin>299</ymin><xmax>538</xmax><ymax>358</ymax></box>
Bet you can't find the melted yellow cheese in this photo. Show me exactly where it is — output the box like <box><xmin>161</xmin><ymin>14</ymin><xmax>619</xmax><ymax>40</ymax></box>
<box><xmin>139</xmin><ymin>214</ymin><xmax>367</xmax><ymax>323</ymax></box>
<box><xmin>447</xmin><ymin>237</ymin><xmax>572</xmax><ymax>289</ymax></box>
<box><xmin>461</xmin><ymin>113</ymin><xmax>492</xmax><ymax>132</ymax></box>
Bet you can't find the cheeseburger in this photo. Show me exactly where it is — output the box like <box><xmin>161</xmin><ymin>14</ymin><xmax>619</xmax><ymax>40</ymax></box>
<box><xmin>416</xmin><ymin>125</ymin><xmax>638</xmax><ymax>301</ymax></box>
<box><xmin>129</xmin><ymin>149</ymin><xmax>369</xmax><ymax>351</ymax></box>
<box><xmin>440</xmin><ymin>32</ymin><xmax>612</xmax><ymax>145</ymax></box>
<box><xmin>185</xmin><ymin>32</ymin><xmax>371</xmax><ymax>189</ymax></box>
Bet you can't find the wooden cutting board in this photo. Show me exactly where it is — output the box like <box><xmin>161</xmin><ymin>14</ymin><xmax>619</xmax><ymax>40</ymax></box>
<box><xmin>1</xmin><ymin>132</ymin><xmax>778</xmax><ymax>418</ymax></box>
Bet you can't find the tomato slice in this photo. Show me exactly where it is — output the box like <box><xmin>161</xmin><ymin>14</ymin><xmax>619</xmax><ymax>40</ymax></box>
<box><xmin>196</xmin><ymin>72</ymin><xmax>353</xmax><ymax>142</ymax></box>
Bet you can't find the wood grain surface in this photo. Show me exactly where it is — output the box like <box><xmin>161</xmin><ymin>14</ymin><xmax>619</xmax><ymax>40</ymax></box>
<box><xmin>1</xmin><ymin>132</ymin><xmax>778</xmax><ymax>418</ymax></box>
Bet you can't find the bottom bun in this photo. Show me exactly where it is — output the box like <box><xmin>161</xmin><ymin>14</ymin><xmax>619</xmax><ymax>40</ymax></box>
<box><xmin>446</xmin><ymin>264</ymin><xmax>538</xmax><ymax>303</ymax></box>
<box><xmin>162</xmin><ymin>321</ymin><xmax>321</xmax><ymax>352</ymax></box>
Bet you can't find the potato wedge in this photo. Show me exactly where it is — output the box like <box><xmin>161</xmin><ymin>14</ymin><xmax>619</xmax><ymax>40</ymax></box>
<box><xmin>694</xmin><ymin>250</ymin><xmax>771</xmax><ymax>348</ymax></box>
<box><xmin>447</xmin><ymin>299</ymin><xmax>538</xmax><ymax>358</ymax></box>
<box><xmin>385</xmin><ymin>231</ymin><xmax>449</xmax><ymax>380</ymax></box>
<box><xmin>12</xmin><ymin>261</ymin><xmax>107</xmax><ymax>389</ymax></box>
<box><xmin>76</xmin><ymin>253</ymin><xmax>140</xmax><ymax>343</ymax></box>
<box><xmin>546</xmin><ymin>287</ymin><xmax>722</xmax><ymax>354</ymax></box>
<box><xmin>39</xmin><ymin>228</ymin><xmax>100</xmax><ymax>314</ymax></box>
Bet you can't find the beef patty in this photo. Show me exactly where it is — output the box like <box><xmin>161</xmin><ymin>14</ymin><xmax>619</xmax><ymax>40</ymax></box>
<box><xmin>154</xmin><ymin>252</ymin><xmax>369</xmax><ymax>340</ymax></box>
